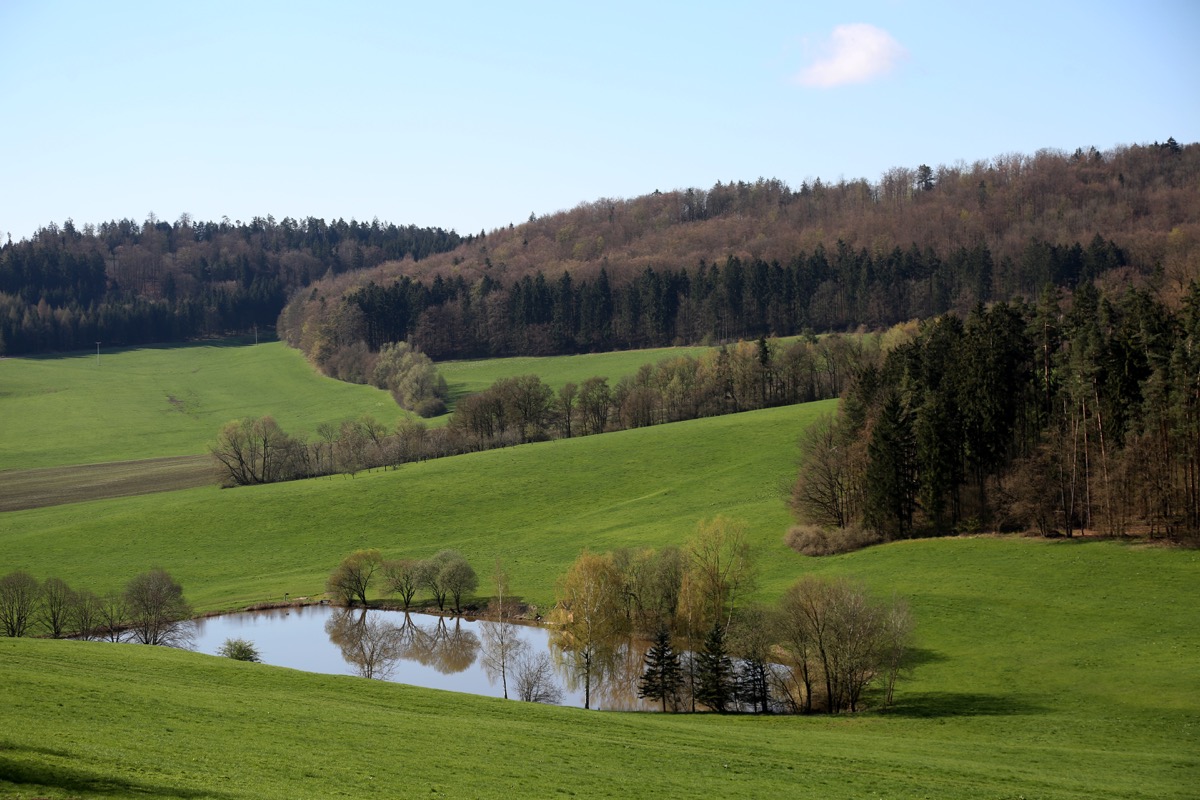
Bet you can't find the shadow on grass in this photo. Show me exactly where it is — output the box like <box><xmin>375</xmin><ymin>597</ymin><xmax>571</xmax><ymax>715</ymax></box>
<box><xmin>19</xmin><ymin>334</ymin><xmax>275</xmax><ymax>361</ymax></box>
<box><xmin>0</xmin><ymin>745</ymin><xmax>230</xmax><ymax>799</ymax></box>
<box><xmin>885</xmin><ymin>691</ymin><xmax>1047</xmax><ymax>718</ymax></box>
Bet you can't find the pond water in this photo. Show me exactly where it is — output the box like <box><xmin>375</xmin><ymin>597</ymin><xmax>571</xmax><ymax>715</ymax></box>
<box><xmin>192</xmin><ymin>606</ymin><xmax>656</xmax><ymax>710</ymax></box>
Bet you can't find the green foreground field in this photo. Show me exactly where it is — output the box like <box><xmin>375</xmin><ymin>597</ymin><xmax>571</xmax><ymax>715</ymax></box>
<box><xmin>2</xmin><ymin>533</ymin><xmax>1197</xmax><ymax>799</ymax></box>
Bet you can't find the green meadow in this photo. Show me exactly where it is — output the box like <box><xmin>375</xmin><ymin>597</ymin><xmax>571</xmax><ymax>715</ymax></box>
<box><xmin>437</xmin><ymin>344</ymin><xmax>717</xmax><ymax>401</ymax></box>
<box><xmin>0</xmin><ymin>339</ymin><xmax>717</xmax><ymax>472</ymax></box>
<box><xmin>0</xmin><ymin>340</ymin><xmax>403</xmax><ymax>470</ymax></box>
<box><xmin>0</xmin><ymin>400</ymin><xmax>838</xmax><ymax>609</ymax></box>
<box><xmin>2</xmin><ymin>534</ymin><xmax>1196</xmax><ymax>799</ymax></box>
<box><xmin>1</xmin><ymin>342</ymin><xmax>1197</xmax><ymax>798</ymax></box>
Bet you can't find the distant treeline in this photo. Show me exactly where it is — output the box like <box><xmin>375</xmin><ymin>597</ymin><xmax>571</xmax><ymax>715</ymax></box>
<box><xmin>211</xmin><ymin>334</ymin><xmax>866</xmax><ymax>486</ymax></box>
<box><xmin>792</xmin><ymin>282</ymin><xmax>1200</xmax><ymax>542</ymax></box>
<box><xmin>0</xmin><ymin>216</ymin><xmax>461</xmax><ymax>355</ymax></box>
<box><xmin>281</xmin><ymin>236</ymin><xmax>1128</xmax><ymax>372</ymax></box>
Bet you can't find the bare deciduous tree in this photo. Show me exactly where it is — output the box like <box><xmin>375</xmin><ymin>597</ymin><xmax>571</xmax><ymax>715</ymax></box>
<box><xmin>39</xmin><ymin>576</ymin><xmax>73</xmax><ymax>638</ymax></box>
<box><xmin>513</xmin><ymin>652</ymin><xmax>564</xmax><ymax>704</ymax></box>
<box><xmin>382</xmin><ymin>558</ymin><xmax>422</xmax><ymax>609</ymax></box>
<box><xmin>0</xmin><ymin>570</ymin><xmax>40</xmax><ymax>637</ymax></box>
<box><xmin>124</xmin><ymin>568</ymin><xmax>194</xmax><ymax>647</ymax></box>
<box><xmin>327</xmin><ymin>549</ymin><xmax>383</xmax><ymax>607</ymax></box>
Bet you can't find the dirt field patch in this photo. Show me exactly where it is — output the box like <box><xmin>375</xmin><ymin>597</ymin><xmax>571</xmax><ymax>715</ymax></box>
<box><xmin>0</xmin><ymin>455</ymin><xmax>215</xmax><ymax>512</ymax></box>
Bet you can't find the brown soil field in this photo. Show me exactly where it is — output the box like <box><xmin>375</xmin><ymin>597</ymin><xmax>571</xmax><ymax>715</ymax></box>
<box><xmin>0</xmin><ymin>455</ymin><xmax>215</xmax><ymax>512</ymax></box>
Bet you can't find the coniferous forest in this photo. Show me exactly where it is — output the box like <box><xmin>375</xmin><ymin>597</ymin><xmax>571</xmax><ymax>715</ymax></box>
<box><xmin>0</xmin><ymin>216</ymin><xmax>460</xmax><ymax>355</ymax></box>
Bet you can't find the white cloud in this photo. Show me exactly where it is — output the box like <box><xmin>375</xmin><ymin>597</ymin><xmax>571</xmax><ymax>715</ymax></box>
<box><xmin>796</xmin><ymin>23</ymin><xmax>907</xmax><ymax>88</ymax></box>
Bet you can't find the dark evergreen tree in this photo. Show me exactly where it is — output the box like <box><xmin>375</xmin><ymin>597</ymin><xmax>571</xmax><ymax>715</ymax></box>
<box><xmin>864</xmin><ymin>391</ymin><xmax>918</xmax><ymax>537</ymax></box>
<box><xmin>694</xmin><ymin>623</ymin><xmax>736</xmax><ymax>713</ymax></box>
<box><xmin>637</xmin><ymin>626</ymin><xmax>683</xmax><ymax>712</ymax></box>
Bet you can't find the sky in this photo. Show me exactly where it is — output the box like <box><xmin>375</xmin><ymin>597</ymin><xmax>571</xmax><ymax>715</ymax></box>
<box><xmin>1</xmin><ymin>0</ymin><xmax>1197</xmax><ymax>242</ymax></box>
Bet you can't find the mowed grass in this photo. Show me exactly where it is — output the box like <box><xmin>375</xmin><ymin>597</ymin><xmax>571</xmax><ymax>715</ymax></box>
<box><xmin>2</xmin><ymin>535</ymin><xmax>1197</xmax><ymax>799</ymax></box>
<box><xmin>0</xmin><ymin>340</ymin><xmax>405</xmax><ymax>470</ymax></box>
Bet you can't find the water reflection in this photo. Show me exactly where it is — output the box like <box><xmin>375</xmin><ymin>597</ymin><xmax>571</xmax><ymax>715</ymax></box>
<box><xmin>192</xmin><ymin>606</ymin><xmax>655</xmax><ymax>710</ymax></box>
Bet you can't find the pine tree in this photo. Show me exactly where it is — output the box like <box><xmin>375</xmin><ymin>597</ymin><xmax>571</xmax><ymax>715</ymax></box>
<box><xmin>637</xmin><ymin>626</ymin><xmax>682</xmax><ymax>712</ymax></box>
<box><xmin>694</xmin><ymin>623</ymin><xmax>735</xmax><ymax>712</ymax></box>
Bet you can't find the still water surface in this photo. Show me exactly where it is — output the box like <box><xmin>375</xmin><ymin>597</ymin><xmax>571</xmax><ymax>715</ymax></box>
<box><xmin>193</xmin><ymin>606</ymin><xmax>653</xmax><ymax>710</ymax></box>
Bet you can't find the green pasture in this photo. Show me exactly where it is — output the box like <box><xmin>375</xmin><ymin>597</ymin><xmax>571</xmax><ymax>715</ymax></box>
<box><xmin>437</xmin><ymin>344</ymin><xmax>717</xmax><ymax>401</ymax></box>
<box><xmin>2</xmin><ymin>533</ymin><xmax>1196</xmax><ymax>799</ymax></box>
<box><xmin>0</xmin><ymin>340</ymin><xmax>404</xmax><ymax>470</ymax></box>
<box><xmin>0</xmin><ymin>339</ymin><xmax>729</xmax><ymax>472</ymax></box>
<box><xmin>0</xmin><ymin>400</ymin><xmax>838</xmax><ymax>610</ymax></box>
<box><xmin>2</xmin><ymin>339</ymin><xmax>1197</xmax><ymax>798</ymax></box>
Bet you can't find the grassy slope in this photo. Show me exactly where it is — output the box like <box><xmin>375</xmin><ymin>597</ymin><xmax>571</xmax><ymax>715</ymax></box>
<box><xmin>2</xmin><ymin>343</ymin><xmax>1197</xmax><ymax>798</ymax></box>
<box><xmin>0</xmin><ymin>400</ymin><xmax>838</xmax><ymax>609</ymax></box>
<box><xmin>0</xmin><ymin>340</ymin><xmax>405</xmax><ymax>470</ymax></box>
<box><xmin>2</xmin><ymin>535</ymin><xmax>1196</xmax><ymax>800</ymax></box>
<box><xmin>0</xmin><ymin>340</ymin><xmax>723</xmax><ymax>471</ymax></box>
<box><xmin>437</xmin><ymin>344</ymin><xmax>716</xmax><ymax>401</ymax></box>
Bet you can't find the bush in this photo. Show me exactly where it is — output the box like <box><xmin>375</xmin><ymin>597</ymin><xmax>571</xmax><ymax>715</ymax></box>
<box><xmin>785</xmin><ymin>524</ymin><xmax>882</xmax><ymax>557</ymax></box>
<box><xmin>218</xmin><ymin>637</ymin><xmax>261</xmax><ymax>662</ymax></box>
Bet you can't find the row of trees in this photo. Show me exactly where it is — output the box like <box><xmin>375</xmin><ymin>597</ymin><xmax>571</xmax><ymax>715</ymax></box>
<box><xmin>0</xmin><ymin>568</ymin><xmax>194</xmax><ymax>646</ymax></box>
<box><xmin>326</xmin><ymin>549</ymin><xmax>479</xmax><ymax>615</ymax></box>
<box><xmin>0</xmin><ymin>215</ymin><xmax>462</xmax><ymax>355</ymax></box>
<box><xmin>549</xmin><ymin>518</ymin><xmax>912</xmax><ymax>713</ymax></box>
<box><xmin>450</xmin><ymin>335</ymin><xmax>867</xmax><ymax>448</ymax></box>
<box><xmin>792</xmin><ymin>281</ymin><xmax>1200</xmax><ymax>542</ymax></box>
<box><xmin>211</xmin><ymin>333</ymin><xmax>872</xmax><ymax>486</ymax></box>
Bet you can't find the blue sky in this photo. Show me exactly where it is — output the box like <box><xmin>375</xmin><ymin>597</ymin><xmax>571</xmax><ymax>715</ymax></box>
<box><xmin>2</xmin><ymin>1</ymin><xmax>1197</xmax><ymax>241</ymax></box>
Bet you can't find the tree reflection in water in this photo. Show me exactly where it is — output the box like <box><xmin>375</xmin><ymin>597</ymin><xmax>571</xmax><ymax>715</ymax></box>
<box><xmin>549</xmin><ymin>635</ymin><xmax>654</xmax><ymax>711</ymax></box>
<box><xmin>326</xmin><ymin>610</ymin><xmax>480</xmax><ymax>678</ymax></box>
<box><xmin>325</xmin><ymin>609</ymin><xmax>404</xmax><ymax>680</ymax></box>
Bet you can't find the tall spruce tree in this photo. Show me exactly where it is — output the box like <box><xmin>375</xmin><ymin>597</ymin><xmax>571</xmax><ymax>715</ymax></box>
<box><xmin>864</xmin><ymin>391</ymin><xmax>917</xmax><ymax>537</ymax></box>
<box><xmin>694</xmin><ymin>623</ymin><xmax>736</xmax><ymax>713</ymax></box>
<box><xmin>637</xmin><ymin>626</ymin><xmax>683</xmax><ymax>712</ymax></box>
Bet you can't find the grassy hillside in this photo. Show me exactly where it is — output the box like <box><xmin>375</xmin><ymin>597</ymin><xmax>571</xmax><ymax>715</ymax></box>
<box><xmin>3</xmin><ymin>340</ymin><xmax>1197</xmax><ymax>798</ymax></box>
<box><xmin>0</xmin><ymin>338</ymin><xmax>731</xmax><ymax>472</ymax></box>
<box><xmin>0</xmin><ymin>400</ymin><xmax>838</xmax><ymax>609</ymax></box>
<box><xmin>0</xmin><ymin>340</ymin><xmax>404</xmax><ymax>470</ymax></box>
<box><xmin>2</xmin><ymin>533</ymin><xmax>1197</xmax><ymax>799</ymax></box>
<box><xmin>437</xmin><ymin>343</ymin><xmax>716</xmax><ymax>402</ymax></box>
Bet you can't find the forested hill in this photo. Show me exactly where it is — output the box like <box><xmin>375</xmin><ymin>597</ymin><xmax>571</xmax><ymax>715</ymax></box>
<box><xmin>0</xmin><ymin>217</ymin><xmax>460</xmax><ymax>355</ymax></box>
<box><xmin>280</xmin><ymin>139</ymin><xmax>1199</xmax><ymax>372</ymax></box>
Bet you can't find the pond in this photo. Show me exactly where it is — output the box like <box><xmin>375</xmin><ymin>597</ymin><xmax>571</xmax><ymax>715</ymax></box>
<box><xmin>192</xmin><ymin>605</ymin><xmax>657</xmax><ymax>710</ymax></box>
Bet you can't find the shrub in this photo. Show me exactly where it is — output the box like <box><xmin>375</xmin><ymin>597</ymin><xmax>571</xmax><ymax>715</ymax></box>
<box><xmin>785</xmin><ymin>524</ymin><xmax>882</xmax><ymax>557</ymax></box>
<box><xmin>218</xmin><ymin>637</ymin><xmax>261</xmax><ymax>662</ymax></box>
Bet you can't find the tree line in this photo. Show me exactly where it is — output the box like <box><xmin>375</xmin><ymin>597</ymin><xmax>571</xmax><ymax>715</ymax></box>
<box><xmin>791</xmin><ymin>281</ymin><xmax>1200</xmax><ymax>545</ymax></box>
<box><xmin>280</xmin><ymin>235</ymin><xmax>1131</xmax><ymax>373</ymax></box>
<box><xmin>280</xmin><ymin>139</ymin><xmax>1197</xmax><ymax>374</ymax></box>
<box><xmin>0</xmin><ymin>215</ymin><xmax>461</xmax><ymax>355</ymax></box>
<box><xmin>0</xmin><ymin>568</ymin><xmax>194</xmax><ymax>646</ymax></box>
<box><xmin>210</xmin><ymin>333</ymin><xmax>871</xmax><ymax>486</ymax></box>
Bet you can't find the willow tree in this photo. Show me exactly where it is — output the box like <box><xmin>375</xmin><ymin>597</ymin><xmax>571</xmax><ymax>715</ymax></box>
<box><xmin>550</xmin><ymin>551</ymin><xmax>627</xmax><ymax>709</ymax></box>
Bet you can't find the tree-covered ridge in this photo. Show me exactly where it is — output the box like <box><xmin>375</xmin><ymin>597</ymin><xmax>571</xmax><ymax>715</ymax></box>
<box><xmin>0</xmin><ymin>216</ymin><xmax>460</xmax><ymax>355</ymax></box>
<box><xmin>282</xmin><ymin>140</ymin><xmax>1198</xmax><ymax>369</ymax></box>
<box><xmin>283</xmin><ymin>236</ymin><xmax>1131</xmax><ymax>372</ymax></box>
